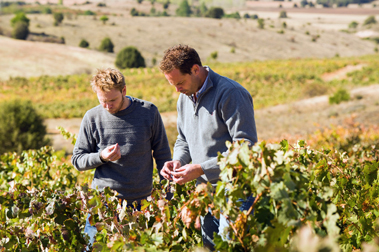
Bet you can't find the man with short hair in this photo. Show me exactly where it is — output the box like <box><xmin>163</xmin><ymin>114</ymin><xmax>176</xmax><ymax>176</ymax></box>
<box><xmin>71</xmin><ymin>68</ymin><xmax>171</xmax><ymax>246</ymax></box>
<box><xmin>159</xmin><ymin>45</ymin><xmax>258</xmax><ymax>250</ymax></box>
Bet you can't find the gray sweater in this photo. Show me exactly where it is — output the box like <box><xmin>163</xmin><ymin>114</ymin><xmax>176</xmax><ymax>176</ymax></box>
<box><xmin>173</xmin><ymin>67</ymin><xmax>258</xmax><ymax>186</ymax></box>
<box><xmin>71</xmin><ymin>97</ymin><xmax>171</xmax><ymax>201</ymax></box>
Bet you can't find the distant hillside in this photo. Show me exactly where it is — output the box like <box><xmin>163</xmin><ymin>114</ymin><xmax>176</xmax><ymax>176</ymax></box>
<box><xmin>0</xmin><ymin>0</ymin><xmax>378</xmax><ymax>79</ymax></box>
<box><xmin>0</xmin><ymin>36</ymin><xmax>115</xmax><ymax>80</ymax></box>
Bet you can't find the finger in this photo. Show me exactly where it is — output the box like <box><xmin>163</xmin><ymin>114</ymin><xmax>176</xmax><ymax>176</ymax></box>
<box><xmin>161</xmin><ymin>169</ymin><xmax>172</xmax><ymax>180</ymax></box>
<box><xmin>173</xmin><ymin>162</ymin><xmax>181</xmax><ymax>170</ymax></box>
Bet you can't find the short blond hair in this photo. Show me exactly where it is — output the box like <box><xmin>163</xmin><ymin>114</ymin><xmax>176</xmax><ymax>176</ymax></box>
<box><xmin>91</xmin><ymin>68</ymin><xmax>125</xmax><ymax>92</ymax></box>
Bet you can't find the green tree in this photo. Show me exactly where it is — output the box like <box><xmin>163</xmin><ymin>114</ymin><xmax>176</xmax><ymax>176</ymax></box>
<box><xmin>137</xmin><ymin>0</ymin><xmax>143</xmax><ymax>3</ymax></box>
<box><xmin>53</xmin><ymin>12</ymin><xmax>64</xmax><ymax>25</ymax></box>
<box><xmin>131</xmin><ymin>8</ymin><xmax>139</xmax><ymax>16</ymax></box>
<box><xmin>349</xmin><ymin>21</ymin><xmax>358</xmax><ymax>29</ymax></box>
<box><xmin>205</xmin><ymin>7</ymin><xmax>224</xmax><ymax>19</ymax></box>
<box><xmin>176</xmin><ymin>0</ymin><xmax>191</xmax><ymax>17</ymax></box>
<box><xmin>100</xmin><ymin>15</ymin><xmax>109</xmax><ymax>24</ymax></box>
<box><xmin>199</xmin><ymin>2</ymin><xmax>207</xmax><ymax>16</ymax></box>
<box><xmin>99</xmin><ymin>37</ymin><xmax>114</xmax><ymax>53</ymax></box>
<box><xmin>163</xmin><ymin>1</ymin><xmax>170</xmax><ymax>9</ymax></box>
<box><xmin>11</xmin><ymin>12</ymin><xmax>30</xmax><ymax>27</ymax></box>
<box><xmin>84</xmin><ymin>10</ymin><xmax>95</xmax><ymax>15</ymax></box>
<box><xmin>12</xmin><ymin>21</ymin><xmax>29</xmax><ymax>40</ymax></box>
<box><xmin>363</xmin><ymin>15</ymin><xmax>376</xmax><ymax>26</ymax></box>
<box><xmin>43</xmin><ymin>7</ymin><xmax>52</xmax><ymax>14</ymax></box>
<box><xmin>115</xmin><ymin>46</ymin><xmax>146</xmax><ymax>69</ymax></box>
<box><xmin>0</xmin><ymin>100</ymin><xmax>49</xmax><ymax>155</ymax></box>
<box><xmin>79</xmin><ymin>39</ymin><xmax>89</xmax><ymax>48</ymax></box>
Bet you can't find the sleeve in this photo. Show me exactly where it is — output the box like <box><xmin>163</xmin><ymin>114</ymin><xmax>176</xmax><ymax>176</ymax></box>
<box><xmin>172</xmin><ymin>100</ymin><xmax>192</xmax><ymax>166</ymax></box>
<box><xmin>200</xmin><ymin>88</ymin><xmax>258</xmax><ymax>182</ymax></box>
<box><xmin>151</xmin><ymin>108</ymin><xmax>172</xmax><ymax>172</ymax></box>
<box><xmin>71</xmin><ymin>114</ymin><xmax>105</xmax><ymax>171</ymax></box>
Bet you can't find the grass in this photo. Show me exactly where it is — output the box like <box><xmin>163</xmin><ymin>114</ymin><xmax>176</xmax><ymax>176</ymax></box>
<box><xmin>1</xmin><ymin>55</ymin><xmax>379</xmax><ymax>119</ymax></box>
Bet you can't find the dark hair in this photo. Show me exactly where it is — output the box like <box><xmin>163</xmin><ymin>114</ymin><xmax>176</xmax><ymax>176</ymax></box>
<box><xmin>159</xmin><ymin>44</ymin><xmax>202</xmax><ymax>75</ymax></box>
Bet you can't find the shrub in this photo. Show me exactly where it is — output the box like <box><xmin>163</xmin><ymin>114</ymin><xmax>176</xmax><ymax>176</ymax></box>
<box><xmin>224</xmin><ymin>11</ymin><xmax>240</xmax><ymax>19</ymax></box>
<box><xmin>349</xmin><ymin>21</ymin><xmax>358</xmax><ymax>29</ymax></box>
<box><xmin>251</xmin><ymin>14</ymin><xmax>258</xmax><ymax>19</ymax></box>
<box><xmin>282</xmin><ymin>21</ymin><xmax>287</xmax><ymax>28</ymax></box>
<box><xmin>329</xmin><ymin>88</ymin><xmax>350</xmax><ymax>104</ymax></box>
<box><xmin>115</xmin><ymin>46</ymin><xmax>146</xmax><ymax>69</ymax></box>
<box><xmin>12</xmin><ymin>21</ymin><xmax>29</xmax><ymax>40</ymax></box>
<box><xmin>99</xmin><ymin>15</ymin><xmax>109</xmax><ymax>24</ymax></box>
<box><xmin>210</xmin><ymin>51</ymin><xmax>218</xmax><ymax>60</ymax></box>
<box><xmin>199</xmin><ymin>2</ymin><xmax>207</xmax><ymax>15</ymax></box>
<box><xmin>205</xmin><ymin>7</ymin><xmax>224</xmax><ymax>19</ymax></box>
<box><xmin>84</xmin><ymin>10</ymin><xmax>95</xmax><ymax>15</ymax></box>
<box><xmin>137</xmin><ymin>0</ymin><xmax>143</xmax><ymax>3</ymax></box>
<box><xmin>11</xmin><ymin>12</ymin><xmax>30</xmax><ymax>27</ymax></box>
<box><xmin>130</xmin><ymin>8</ymin><xmax>139</xmax><ymax>16</ymax></box>
<box><xmin>258</xmin><ymin>18</ymin><xmax>265</xmax><ymax>29</ymax></box>
<box><xmin>0</xmin><ymin>100</ymin><xmax>49</xmax><ymax>155</ymax></box>
<box><xmin>97</xmin><ymin>2</ymin><xmax>106</xmax><ymax>7</ymax></box>
<box><xmin>176</xmin><ymin>0</ymin><xmax>191</xmax><ymax>17</ymax></box>
<box><xmin>79</xmin><ymin>39</ymin><xmax>89</xmax><ymax>48</ymax></box>
<box><xmin>150</xmin><ymin>7</ymin><xmax>156</xmax><ymax>15</ymax></box>
<box><xmin>43</xmin><ymin>7</ymin><xmax>52</xmax><ymax>14</ymax></box>
<box><xmin>279</xmin><ymin>10</ymin><xmax>287</xmax><ymax>18</ymax></box>
<box><xmin>53</xmin><ymin>12</ymin><xmax>64</xmax><ymax>25</ymax></box>
<box><xmin>301</xmin><ymin>0</ymin><xmax>308</xmax><ymax>7</ymax></box>
<box><xmin>363</xmin><ymin>15</ymin><xmax>376</xmax><ymax>25</ymax></box>
<box><xmin>163</xmin><ymin>0</ymin><xmax>170</xmax><ymax>9</ymax></box>
<box><xmin>99</xmin><ymin>37</ymin><xmax>114</xmax><ymax>53</ymax></box>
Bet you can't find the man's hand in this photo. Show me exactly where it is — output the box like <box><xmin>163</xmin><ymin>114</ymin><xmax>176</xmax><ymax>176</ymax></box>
<box><xmin>100</xmin><ymin>143</ymin><xmax>121</xmax><ymax>162</ymax></box>
<box><xmin>171</xmin><ymin>164</ymin><xmax>204</xmax><ymax>185</ymax></box>
<box><xmin>161</xmin><ymin>160</ymin><xmax>181</xmax><ymax>180</ymax></box>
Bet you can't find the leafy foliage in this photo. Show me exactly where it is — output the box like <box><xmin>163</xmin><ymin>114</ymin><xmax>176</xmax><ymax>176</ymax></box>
<box><xmin>176</xmin><ymin>0</ymin><xmax>191</xmax><ymax>17</ymax></box>
<box><xmin>115</xmin><ymin>46</ymin><xmax>146</xmax><ymax>69</ymax></box>
<box><xmin>10</xmin><ymin>12</ymin><xmax>30</xmax><ymax>27</ymax></box>
<box><xmin>84</xmin><ymin>10</ymin><xmax>96</xmax><ymax>16</ymax></box>
<box><xmin>53</xmin><ymin>12</ymin><xmax>64</xmax><ymax>26</ymax></box>
<box><xmin>0</xmin><ymin>125</ymin><xmax>378</xmax><ymax>250</ymax></box>
<box><xmin>99</xmin><ymin>15</ymin><xmax>109</xmax><ymax>25</ymax></box>
<box><xmin>0</xmin><ymin>100</ymin><xmax>50</xmax><ymax>155</ymax></box>
<box><xmin>258</xmin><ymin>18</ymin><xmax>265</xmax><ymax>29</ymax></box>
<box><xmin>79</xmin><ymin>39</ymin><xmax>90</xmax><ymax>48</ymax></box>
<box><xmin>205</xmin><ymin>7</ymin><xmax>225</xmax><ymax>19</ymax></box>
<box><xmin>99</xmin><ymin>37</ymin><xmax>114</xmax><ymax>53</ymax></box>
<box><xmin>12</xmin><ymin>21</ymin><xmax>29</xmax><ymax>40</ymax></box>
<box><xmin>348</xmin><ymin>21</ymin><xmax>358</xmax><ymax>29</ymax></box>
<box><xmin>363</xmin><ymin>15</ymin><xmax>377</xmax><ymax>26</ymax></box>
<box><xmin>329</xmin><ymin>88</ymin><xmax>350</xmax><ymax>104</ymax></box>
